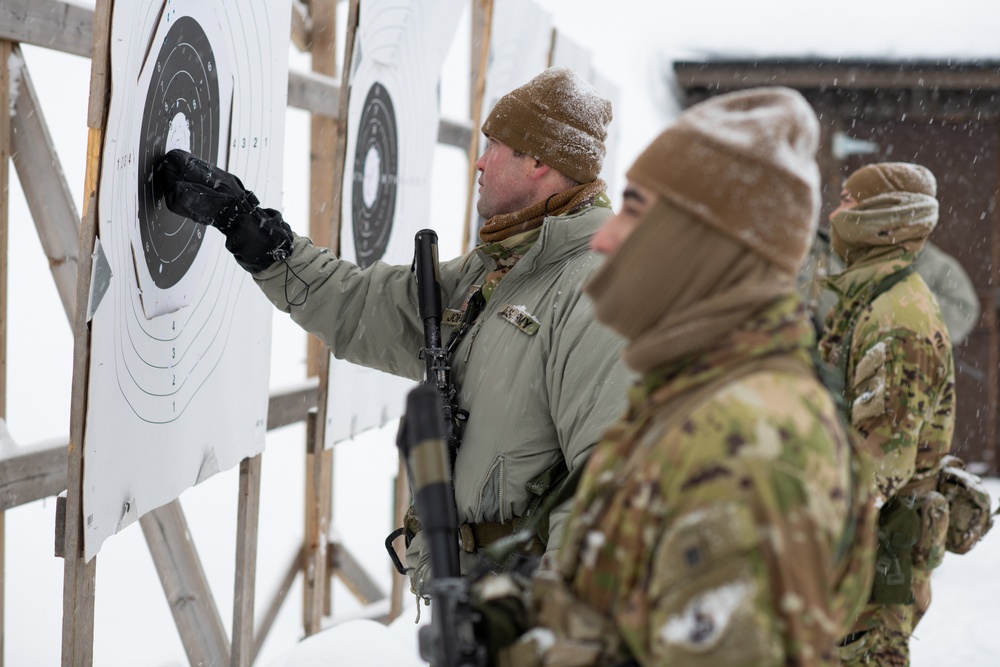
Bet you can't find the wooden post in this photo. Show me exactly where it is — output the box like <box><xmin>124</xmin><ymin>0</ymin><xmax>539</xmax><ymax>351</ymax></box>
<box><xmin>306</xmin><ymin>0</ymin><xmax>338</xmax><ymax>377</ymax></box>
<box><xmin>462</xmin><ymin>0</ymin><xmax>493</xmax><ymax>252</ymax></box>
<box><xmin>302</xmin><ymin>410</ymin><xmax>327</xmax><ymax>635</ymax></box>
<box><xmin>61</xmin><ymin>0</ymin><xmax>113</xmax><ymax>663</ymax></box>
<box><xmin>0</xmin><ymin>37</ymin><xmax>11</xmax><ymax>667</ymax></box>
<box><xmin>302</xmin><ymin>0</ymin><xmax>358</xmax><ymax>633</ymax></box>
<box><xmin>303</xmin><ymin>3</ymin><xmax>339</xmax><ymax>621</ymax></box>
<box><xmin>231</xmin><ymin>454</ymin><xmax>262</xmax><ymax>667</ymax></box>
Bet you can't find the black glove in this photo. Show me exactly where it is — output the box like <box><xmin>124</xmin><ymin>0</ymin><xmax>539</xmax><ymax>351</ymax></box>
<box><xmin>155</xmin><ymin>149</ymin><xmax>294</xmax><ymax>273</ymax></box>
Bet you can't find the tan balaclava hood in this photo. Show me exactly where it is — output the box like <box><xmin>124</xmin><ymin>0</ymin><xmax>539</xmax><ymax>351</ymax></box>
<box><xmin>481</xmin><ymin>66</ymin><xmax>612</xmax><ymax>184</ymax></box>
<box><xmin>587</xmin><ymin>87</ymin><xmax>822</xmax><ymax>372</ymax></box>
<box><xmin>627</xmin><ymin>87</ymin><xmax>821</xmax><ymax>274</ymax></box>
<box><xmin>831</xmin><ymin>162</ymin><xmax>939</xmax><ymax>265</ymax></box>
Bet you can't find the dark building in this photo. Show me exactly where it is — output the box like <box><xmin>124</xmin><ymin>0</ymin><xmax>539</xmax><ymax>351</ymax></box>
<box><xmin>675</xmin><ymin>58</ymin><xmax>1000</xmax><ymax>471</ymax></box>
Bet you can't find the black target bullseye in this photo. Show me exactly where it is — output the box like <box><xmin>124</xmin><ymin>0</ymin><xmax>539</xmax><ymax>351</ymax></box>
<box><xmin>138</xmin><ymin>15</ymin><xmax>220</xmax><ymax>289</ymax></box>
<box><xmin>352</xmin><ymin>82</ymin><xmax>398</xmax><ymax>269</ymax></box>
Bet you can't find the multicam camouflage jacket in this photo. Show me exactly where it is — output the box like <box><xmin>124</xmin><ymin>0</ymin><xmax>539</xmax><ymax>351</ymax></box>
<box><xmin>503</xmin><ymin>296</ymin><xmax>876</xmax><ymax>667</ymax></box>
<box><xmin>818</xmin><ymin>249</ymin><xmax>956</xmax><ymax>640</ymax></box>
<box><xmin>819</xmin><ymin>250</ymin><xmax>955</xmax><ymax>506</ymax></box>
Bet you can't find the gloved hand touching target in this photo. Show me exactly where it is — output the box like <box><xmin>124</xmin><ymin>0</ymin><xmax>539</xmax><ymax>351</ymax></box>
<box><xmin>155</xmin><ymin>148</ymin><xmax>294</xmax><ymax>273</ymax></box>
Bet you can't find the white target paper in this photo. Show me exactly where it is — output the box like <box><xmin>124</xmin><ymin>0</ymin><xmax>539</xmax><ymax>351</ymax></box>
<box><xmin>84</xmin><ymin>0</ymin><xmax>292</xmax><ymax>560</ymax></box>
<box><xmin>465</xmin><ymin>0</ymin><xmax>553</xmax><ymax>249</ymax></box>
<box><xmin>325</xmin><ymin>0</ymin><xmax>464</xmax><ymax>446</ymax></box>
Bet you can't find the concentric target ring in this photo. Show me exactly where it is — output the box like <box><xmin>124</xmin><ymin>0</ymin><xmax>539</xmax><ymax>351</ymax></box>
<box><xmin>137</xmin><ymin>15</ymin><xmax>221</xmax><ymax>289</ymax></box>
<box><xmin>351</xmin><ymin>82</ymin><xmax>398</xmax><ymax>269</ymax></box>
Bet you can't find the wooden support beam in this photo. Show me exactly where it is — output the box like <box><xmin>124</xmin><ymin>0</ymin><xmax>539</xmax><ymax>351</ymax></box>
<box><xmin>0</xmin><ymin>0</ymin><xmax>94</xmax><ymax>58</ymax></box>
<box><xmin>306</xmin><ymin>0</ymin><xmax>338</xmax><ymax>377</ymax></box>
<box><xmin>302</xmin><ymin>410</ymin><xmax>329</xmax><ymax>636</ymax></box>
<box><xmin>0</xmin><ymin>382</ymin><xmax>321</xmax><ymax>512</ymax></box>
<box><xmin>253</xmin><ymin>546</ymin><xmax>303</xmax><ymax>662</ymax></box>
<box><xmin>9</xmin><ymin>45</ymin><xmax>81</xmax><ymax>325</ymax></box>
<box><xmin>60</xmin><ymin>0</ymin><xmax>113</xmax><ymax>660</ymax></box>
<box><xmin>266</xmin><ymin>378</ymin><xmax>320</xmax><ymax>431</ymax></box>
<box><xmin>463</xmin><ymin>0</ymin><xmax>493</xmax><ymax>251</ymax></box>
<box><xmin>328</xmin><ymin>541</ymin><xmax>386</xmax><ymax>606</ymax></box>
<box><xmin>231</xmin><ymin>455</ymin><xmax>262</xmax><ymax>667</ymax></box>
<box><xmin>140</xmin><ymin>501</ymin><xmax>230</xmax><ymax>667</ymax></box>
<box><xmin>290</xmin><ymin>0</ymin><xmax>312</xmax><ymax>52</ymax></box>
<box><xmin>0</xmin><ymin>441</ymin><xmax>66</xmax><ymax>510</ymax></box>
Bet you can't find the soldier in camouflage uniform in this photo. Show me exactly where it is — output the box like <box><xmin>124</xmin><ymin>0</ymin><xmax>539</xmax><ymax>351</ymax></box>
<box><xmin>485</xmin><ymin>88</ymin><xmax>876</xmax><ymax>667</ymax></box>
<box><xmin>819</xmin><ymin>162</ymin><xmax>956</xmax><ymax>666</ymax></box>
<box><xmin>798</xmin><ymin>234</ymin><xmax>980</xmax><ymax>346</ymax></box>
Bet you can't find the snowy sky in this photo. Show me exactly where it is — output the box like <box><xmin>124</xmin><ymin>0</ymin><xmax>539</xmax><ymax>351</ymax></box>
<box><xmin>4</xmin><ymin>1</ymin><xmax>1000</xmax><ymax>665</ymax></box>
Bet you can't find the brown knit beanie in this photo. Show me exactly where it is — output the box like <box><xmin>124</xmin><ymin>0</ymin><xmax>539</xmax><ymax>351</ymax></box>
<box><xmin>844</xmin><ymin>162</ymin><xmax>937</xmax><ymax>202</ymax></box>
<box><xmin>627</xmin><ymin>87</ymin><xmax>821</xmax><ymax>274</ymax></box>
<box><xmin>481</xmin><ymin>66</ymin><xmax>612</xmax><ymax>183</ymax></box>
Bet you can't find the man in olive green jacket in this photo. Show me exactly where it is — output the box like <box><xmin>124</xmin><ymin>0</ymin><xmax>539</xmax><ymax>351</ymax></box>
<box><xmin>155</xmin><ymin>66</ymin><xmax>630</xmax><ymax>596</ymax></box>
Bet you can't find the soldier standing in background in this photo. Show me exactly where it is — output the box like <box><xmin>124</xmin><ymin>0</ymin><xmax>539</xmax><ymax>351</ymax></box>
<box><xmin>820</xmin><ymin>162</ymin><xmax>956</xmax><ymax>666</ymax></box>
<box><xmin>799</xmin><ymin>233</ymin><xmax>980</xmax><ymax>346</ymax></box>
<box><xmin>481</xmin><ymin>87</ymin><xmax>876</xmax><ymax>667</ymax></box>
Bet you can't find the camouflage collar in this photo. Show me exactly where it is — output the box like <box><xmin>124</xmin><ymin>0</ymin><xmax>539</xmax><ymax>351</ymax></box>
<box><xmin>630</xmin><ymin>295</ymin><xmax>815</xmax><ymax>411</ymax></box>
<box><xmin>825</xmin><ymin>248</ymin><xmax>915</xmax><ymax>301</ymax></box>
<box><xmin>476</xmin><ymin>228</ymin><xmax>543</xmax><ymax>302</ymax></box>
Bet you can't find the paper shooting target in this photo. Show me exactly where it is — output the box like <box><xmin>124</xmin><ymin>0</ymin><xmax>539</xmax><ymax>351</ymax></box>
<box><xmin>137</xmin><ymin>15</ymin><xmax>221</xmax><ymax>290</ymax></box>
<box><xmin>351</xmin><ymin>82</ymin><xmax>399</xmax><ymax>268</ymax></box>
<box><xmin>328</xmin><ymin>0</ymin><xmax>463</xmax><ymax>447</ymax></box>
<box><xmin>85</xmin><ymin>0</ymin><xmax>290</xmax><ymax>561</ymax></box>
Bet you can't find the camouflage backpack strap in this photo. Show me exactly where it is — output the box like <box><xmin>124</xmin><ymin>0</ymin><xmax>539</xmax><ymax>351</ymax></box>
<box><xmin>835</xmin><ymin>265</ymin><xmax>915</xmax><ymax>386</ymax></box>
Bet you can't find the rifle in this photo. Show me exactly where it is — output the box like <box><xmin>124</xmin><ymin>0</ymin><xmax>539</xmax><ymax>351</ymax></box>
<box><xmin>383</xmin><ymin>229</ymin><xmax>468</xmax><ymax>577</ymax></box>
<box><xmin>396</xmin><ymin>385</ymin><xmax>487</xmax><ymax>667</ymax></box>
<box><xmin>413</xmin><ymin>229</ymin><xmax>466</xmax><ymax>467</ymax></box>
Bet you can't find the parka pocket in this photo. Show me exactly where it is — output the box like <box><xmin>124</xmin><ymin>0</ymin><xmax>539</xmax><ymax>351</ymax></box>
<box><xmin>476</xmin><ymin>455</ymin><xmax>507</xmax><ymax>523</ymax></box>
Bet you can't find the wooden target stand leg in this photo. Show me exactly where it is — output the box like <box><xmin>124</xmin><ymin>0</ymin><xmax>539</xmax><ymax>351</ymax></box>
<box><xmin>302</xmin><ymin>0</ymin><xmax>390</xmax><ymax>633</ymax></box>
<box><xmin>60</xmin><ymin>2</ymin><xmax>260</xmax><ymax>665</ymax></box>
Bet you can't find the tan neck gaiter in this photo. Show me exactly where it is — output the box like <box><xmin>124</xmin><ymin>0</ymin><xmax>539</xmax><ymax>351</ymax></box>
<box><xmin>830</xmin><ymin>191</ymin><xmax>938</xmax><ymax>266</ymax></box>
<box><xmin>478</xmin><ymin>179</ymin><xmax>607</xmax><ymax>244</ymax></box>
<box><xmin>586</xmin><ymin>199</ymin><xmax>795</xmax><ymax>374</ymax></box>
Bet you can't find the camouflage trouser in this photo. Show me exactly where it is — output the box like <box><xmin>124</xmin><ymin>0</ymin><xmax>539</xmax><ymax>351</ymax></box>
<box><xmin>837</xmin><ymin>624</ymin><xmax>910</xmax><ymax>666</ymax></box>
<box><xmin>838</xmin><ymin>578</ymin><xmax>924</xmax><ymax>667</ymax></box>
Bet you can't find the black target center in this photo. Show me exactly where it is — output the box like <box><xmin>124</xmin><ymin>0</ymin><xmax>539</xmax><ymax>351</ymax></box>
<box><xmin>351</xmin><ymin>82</ymin><xmax>398</xmax><ymax>269</ymax></box>
<box><xmin>137</xmin><ymin>16</ymin><xmax>220</xmax><ymax>289</ymax></box>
